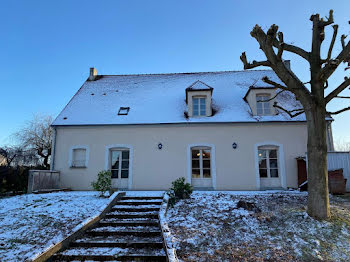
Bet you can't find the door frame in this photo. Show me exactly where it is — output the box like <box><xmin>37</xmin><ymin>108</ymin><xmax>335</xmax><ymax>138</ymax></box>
<box><xmin>254</xmin><ymin>141</ymin><xmax>286</xmax><ymax>190</ymax></box>
<box><xmin>105</xmin><ymin>144</ymin><xmax>133</xmax><ymax>189</ymax></box>
<box><xmin>187</xmin><ymin>143</ymin><xmax>216</xmax><ymax>189</ymax></box>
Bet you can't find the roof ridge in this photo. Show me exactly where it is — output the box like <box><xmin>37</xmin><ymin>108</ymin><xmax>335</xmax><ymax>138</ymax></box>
<box><xmin>97</xmin><ymin>69</ymin><xmax>274</xmax><ymax>77</ymax></box>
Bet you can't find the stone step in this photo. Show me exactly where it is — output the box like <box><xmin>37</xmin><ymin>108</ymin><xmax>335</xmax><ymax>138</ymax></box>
<box><xmin>55</xmin><ymin>246</ymin><xmax>165</xmax><ymax>259</ymax></box>
<box><xmin>91</xmin><ymin>225</ymin><xmax>160</xmax><ymax>232</ymax></box>
<box><xmin>75</xmin><ymin>235</ymin><xmax>163</xmax><ymax>243</ymax></box>
<box><xmin>105</xmin><ymin>213</ymin><xmax>158</xmax><ymax>219</ymax></box>
<box><xmin>99</xmin><ymin>220</ymin><xmax>159</xmax><ymax>227</ymax></box>
<box><xmin>115</xmin><ymin>201</ymin><xmax>162</xmax><ymax>205</ymax></box>
<box><xmin>86</xmin><ymin>230</ymin><xmax>162</xmax><ymax>237</ymax></box>
<box><xmin>122</xmin><ymin>196</ymin><xmax>163</xmax><ymax>200</ymax></box>
<box><xmin>71</xmin><ymin>241</ymin><xmax>164</xmax><ymax>249</ymax></box>
<box><xmin>111</xmin><ymin>207</ymin><xmax>160</xmax><ymax>212</ymax></box>
<box><xmin>53</xmin><ymin>254</ymin><xmax>167</xmax><ymax>261</ymax></box>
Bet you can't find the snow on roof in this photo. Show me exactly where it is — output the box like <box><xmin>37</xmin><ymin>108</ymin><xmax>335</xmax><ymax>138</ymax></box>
<box><xmin>52</xmin><ymin>70</ymin><xmax>306</xmax><ymax>126</ymax></box>
<box><xmin>186</xmin><ymin>80</ymin><xmax>213</xmax><ymax>91</ymax></box>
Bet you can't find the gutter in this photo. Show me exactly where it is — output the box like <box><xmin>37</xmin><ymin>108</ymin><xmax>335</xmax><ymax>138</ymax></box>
<box><xmin>51</xmin><ymin>120</ymin><xmax>308</xmax><ymax>128</ymax></box>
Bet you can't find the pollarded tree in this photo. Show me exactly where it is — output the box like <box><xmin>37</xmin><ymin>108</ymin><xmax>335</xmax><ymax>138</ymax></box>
<box><xmin>240</xmin><ymin>10</ymin><xmax>350</xmax><ymax>219</ymax></box>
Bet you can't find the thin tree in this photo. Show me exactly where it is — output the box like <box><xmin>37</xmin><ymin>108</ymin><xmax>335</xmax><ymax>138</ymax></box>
<box><xmin>0</xmin><ymin>146</ymin><xmax>20</xmax><ymax>167</ymax></box>
<box><xmin>240</xmin><ymin>10</ymin><xmax>350</xmax><ymax>219</ymax></box>
<box><xmin>15</xmin><ymin>115</ymin><xmax>53</xmax><ymax>169</ymax></box>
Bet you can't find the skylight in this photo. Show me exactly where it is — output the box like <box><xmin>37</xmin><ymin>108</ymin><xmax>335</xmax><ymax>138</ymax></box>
<box><xmin>118</xmin><ymin>107</ymin><xmax>130</xmax><ymax>115</ymax></box>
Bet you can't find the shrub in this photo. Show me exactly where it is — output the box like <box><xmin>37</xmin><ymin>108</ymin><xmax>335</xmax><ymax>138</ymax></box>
<box><xmin>91</xmin><ymin>170</ymin><xmax>112</xmax><ymax>197</ymax></box>
<box><xmin>168</xmin><ymin>177</ymin><xmax>193</xmax><ymax>207</ymax></box>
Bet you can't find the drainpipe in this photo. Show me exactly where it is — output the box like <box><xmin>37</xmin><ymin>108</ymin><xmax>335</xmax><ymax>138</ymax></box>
<box><xmin>51</xmin><ymin>127</ymin><xmax>57</xmax><ymax>171</ymax></box>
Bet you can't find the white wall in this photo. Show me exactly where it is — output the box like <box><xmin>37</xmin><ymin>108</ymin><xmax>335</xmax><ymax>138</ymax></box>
<box><xmin>53</xmin><ymin>122</ymin><xmax>307</xmax><ymax>190</ymax></box>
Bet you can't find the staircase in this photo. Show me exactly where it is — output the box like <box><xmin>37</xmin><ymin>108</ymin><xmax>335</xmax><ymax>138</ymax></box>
<box><xmin>52</xmin><ymin>194</ymin><xmax>166</xmax><ymax>261</ymax></box>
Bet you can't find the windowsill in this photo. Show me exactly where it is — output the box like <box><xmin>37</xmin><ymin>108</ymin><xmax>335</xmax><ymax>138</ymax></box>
<box><xmin>70</xmin><ymin>166</ymin><xmax>87</xmax><ymax>169</ymax></box>
<box><xmin>191</xmin><ymin>115</ymin><xmax>208</xmax><ymax>118</ymax></box>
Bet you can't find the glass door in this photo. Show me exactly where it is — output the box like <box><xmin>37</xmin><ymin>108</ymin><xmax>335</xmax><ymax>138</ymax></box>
<box><xmin>110</xmin><ymin>149</ymin><xmax>130</xmax><ymax>189</ymax></box>
<box><xmin>191</xmin><ymin>147</ymin><xmax>212</xmax><ymax>188</ymax></box>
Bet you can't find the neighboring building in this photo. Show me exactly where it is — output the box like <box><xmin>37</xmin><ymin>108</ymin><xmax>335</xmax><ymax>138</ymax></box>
<box><xmin>0</xmin><ymin>155</ymin><xmax>6</xmax><ymax>166</ymax></box>
<box><xmin>51</xmin><ymin>68</ymin><xmax>334</xmax><ymax>190</ymax></box>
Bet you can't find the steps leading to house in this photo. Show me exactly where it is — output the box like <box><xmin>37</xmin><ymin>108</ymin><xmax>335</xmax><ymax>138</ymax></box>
<box><xmin>52</xmin><ymin>194</ymin><xmax>166</xmax><ymax>262</ymax></box>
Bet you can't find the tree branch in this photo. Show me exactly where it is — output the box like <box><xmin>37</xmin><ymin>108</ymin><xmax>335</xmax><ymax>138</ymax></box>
<box><xmin>341</xmin><ymin>34</ymin><xmax>347</xmax><ymax>49</ymax></box>
<box><xmin>258</xmin><ymin>90</ymin><xmax>285</xmax><ymax>102</ymax></box>
<box><xmin>262</xmin><ymin>76</ymin><xmax>289</xmax><ymax>90</ymax></box>
<box><xmin>240</xmin><ymin>52</ymin><xmax>271</xmax><ymax>69</ymax></box>
<box><xmin>249</xmin><ymin>24</ymin><xmax>312</xmax><ymax>105</ymax></box>
<box><xmin>334</xmin><ymin>96</ymin><xmax>350</xmax><ymax>99</ymax></box>
<box><xmin>327</xmin><ymin>106</ymin><xmax>350</xmax><ymax>115</ymax></box>
<box><xmin>327</xmin><ymin>24</ymin><xmax>338</xmax><ymax>61</ymax></box>
<box><xmin>325</xmin><ymin>77</ymin><xmax>350</xmax><ymax>103</ymax></box>
<box><xmin>319</xmin><ymin>9</ymin><xmax>334</xmax><ymax>27</ymax></box>
<box><xmin>320</xmin><ymin>38</ymin><xmax>350</xmax><ymax>81</ymax></box>
<box><xmin>273</xmin><ymin>103</ymin><xmax>305</xmax><ymax>118</ymax></box>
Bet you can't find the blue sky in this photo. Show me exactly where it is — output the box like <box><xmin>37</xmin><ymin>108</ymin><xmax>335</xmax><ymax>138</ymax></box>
<box><xmin>1</xmin><ymin>0</ymin><xmax>349</xmax><ymax>146</ymax></box>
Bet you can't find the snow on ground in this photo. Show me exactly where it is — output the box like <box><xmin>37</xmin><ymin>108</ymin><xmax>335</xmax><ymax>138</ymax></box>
<box><xmin>166</xmin><ymin>191</ymin><xmax>350</xmax><ymax>262</ymax></box>
<box><xmin>0</xmin><ymin>191</ymin><xmax>111</xmax><ymax>262</ymax></box>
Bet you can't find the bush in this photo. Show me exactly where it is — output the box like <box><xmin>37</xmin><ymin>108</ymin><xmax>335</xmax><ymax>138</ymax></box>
<box><xmin>91</xmin><ymin>170</ymin><xmax>112</xmax><ymax>197</ymax></box>
<box><xmin>168</xmin><ymin>177</ymin><xmax>193</xmax><ymax>207</ymax></box>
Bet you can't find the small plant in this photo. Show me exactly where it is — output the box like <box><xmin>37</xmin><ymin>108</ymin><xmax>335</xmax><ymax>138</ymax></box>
<box><xmin>168</xmin><ymin>177</ymin><xmax>193</xmax><ymax>207</ymax></box>
<box><xmin>91</xmin><ymin>170</ymin><xmax>112</xmax><ymax>197</ymax></box>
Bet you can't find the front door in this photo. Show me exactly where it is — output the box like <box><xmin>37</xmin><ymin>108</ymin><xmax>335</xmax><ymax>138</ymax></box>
<box><xmin>191</xmin><ymin>147</ymin><xmax>213</xmax><ymax>188</ymax></box>
<box><xmin>110</xmin><ymin>149</ymin><xmax>130</xmax><ymax>189</ymax></box>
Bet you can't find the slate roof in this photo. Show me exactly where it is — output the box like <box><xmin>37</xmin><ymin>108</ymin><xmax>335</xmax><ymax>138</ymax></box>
<box><xmin>52</xmin><ymin>70</ymin><xmax>306</xmax><ymax>126</ymax></box>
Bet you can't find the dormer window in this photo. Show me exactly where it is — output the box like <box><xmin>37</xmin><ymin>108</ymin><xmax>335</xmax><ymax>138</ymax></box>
<box><xmin>256</xmin><ymin>94</ymin><xmax>271</xmax><ymax>115</ymax></box>
<box><xmin>186</xmin><ymin>81</ymin><xmax>213</xmax><ymax>117</ymax></box>
<box><xmin>193</xmin><ymin>97</ymin><xmax>206</xmax><ymax>116</ymax></box>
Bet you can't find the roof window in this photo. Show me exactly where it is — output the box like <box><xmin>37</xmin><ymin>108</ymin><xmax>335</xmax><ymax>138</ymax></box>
<box><xmin>118</xmin><ymin>107</ymin><xmax>130</xmax><ymax>115</ymax></box>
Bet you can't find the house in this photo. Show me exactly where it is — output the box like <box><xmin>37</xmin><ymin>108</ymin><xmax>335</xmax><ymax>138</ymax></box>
<box><xmin>51</xmin><ymin>67</ymin><xmax>334</xmax><ymax>190</ymax></box>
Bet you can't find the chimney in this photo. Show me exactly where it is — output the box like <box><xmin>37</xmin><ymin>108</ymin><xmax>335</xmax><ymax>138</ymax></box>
<box><xmin>283</xmin><ymin>60</ymin><xmax>291</xmax><ymax>70</ymax></box>
<box><xmin>89</xmin><ymin>67</ymin><xmax>97</xmax><ymax>81</ymax></box>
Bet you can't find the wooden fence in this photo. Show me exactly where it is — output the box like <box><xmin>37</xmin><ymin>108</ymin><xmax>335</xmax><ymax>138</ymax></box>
<box><xmin>27</xmin><ymin>170</ymin><xmax>60</xmax><ymax>193</ymax></box>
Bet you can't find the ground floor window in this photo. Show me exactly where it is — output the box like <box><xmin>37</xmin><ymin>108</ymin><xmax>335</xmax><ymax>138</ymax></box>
<box><xmin>110</xmin><ymin>149</ymin><xmax>130</xmax><ymax>178</ymax></box>
<box><xmin>191</xmin><ymin>147</ymin><xmax>211</xmax><ymax>179</ymax></box>
<box><xmin>258</xmin><ymin>147</ymin><xmax>279</xmax><ymax>178</ymax></box>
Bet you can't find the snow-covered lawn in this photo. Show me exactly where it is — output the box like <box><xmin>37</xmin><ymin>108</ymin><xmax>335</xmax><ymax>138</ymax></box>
<box><xmin>166</xmin><ymin>191</ymin><xmax>350</xmax><ymax>262</ymax></box>
<box><xmin>0</xmin><ymin>191</ymin><xmax>111</xmax><ymax>262</ymax></box>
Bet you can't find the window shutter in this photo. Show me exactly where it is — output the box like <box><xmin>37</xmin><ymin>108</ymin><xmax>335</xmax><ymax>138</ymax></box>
<box><xmin>72</xmin><ymin>149</ymin><xmax>86</xmax><ymax>167</ymax></box>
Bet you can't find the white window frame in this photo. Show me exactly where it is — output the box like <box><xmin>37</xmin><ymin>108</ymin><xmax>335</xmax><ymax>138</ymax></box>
<box><xmin>105</xmin><ymin>144</ymin><xmax>133</xmax><ymax>189</ymax></box>
<box><xmin>256</xmin><ymin>94</ymin><xmax>271</xmax><ymax>115</ymax></box>
<box><xmin>187</xmin><ymin>143</ymin><xmax>216</xmax><ymax>189</ymax></box>
<box><xmin>254</xmin><ymin>142</ymin><xmax>286</xmax><ymax>189</ymax></box>
<box><xmin>191</xmin><ymin>147</ymin><xmax>211</xmax><ymax>179</ymax></box>
<box><xmin>258</xmin><ymin>146</ymin><xmax>279</xmax><ymax>179</ymax></box>
<box><xmin>192</xmin><ymin>96</ymin><xmax>206</xmax><ymax>116</ymax></box>
<box><xmin>109</xmin><ymin>149</ymin><xmax>130</xmax><ymax>179</ymax></box>
<box><xmin>68</xmin><ymin>145</ymin><xmax>89</xmax><ymax>168</ymax></box>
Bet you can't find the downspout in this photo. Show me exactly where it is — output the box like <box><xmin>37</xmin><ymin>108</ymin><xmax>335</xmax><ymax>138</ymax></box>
<box><xmin>50</xmin><ymin>127</ymin><xmax>57</xmax><ymax>171</ymax></box>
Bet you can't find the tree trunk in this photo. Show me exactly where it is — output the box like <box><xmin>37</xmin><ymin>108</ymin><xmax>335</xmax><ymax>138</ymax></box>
<box><xmin>306</xmin><ymin>105</ymin><xmax>330</xmax><ymax>219</ymax></box>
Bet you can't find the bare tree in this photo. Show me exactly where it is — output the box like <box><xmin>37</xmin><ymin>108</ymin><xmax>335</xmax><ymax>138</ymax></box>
<box><xmin>15</xmin><ymin>114</ymin><xmax>53</xmax><ymax>169</ymax></box>
<box><xmin>0</xmin><ymin>146</ymin><xmax>20</xmax><ymax>167</ymax></box>
<box><xmin>240</xmin><ymin>10</ymin><xmax>350</xmax><ymax>219</ymax></box>
<box><xmin>334</xmin><ymin>139</ymin><xmax>350</xmax><ymax>151</ymax></box>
